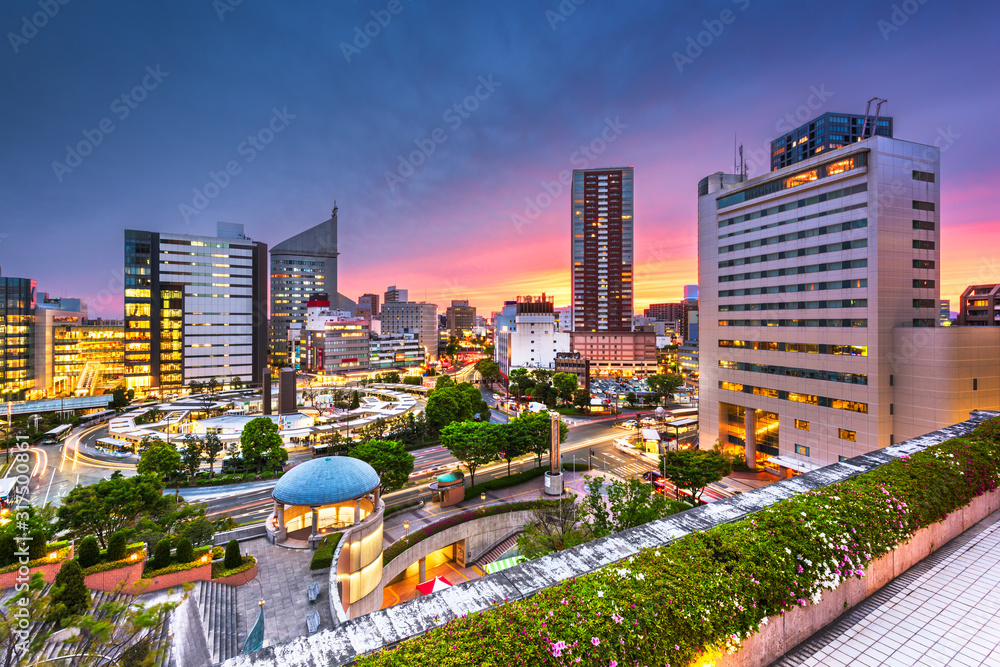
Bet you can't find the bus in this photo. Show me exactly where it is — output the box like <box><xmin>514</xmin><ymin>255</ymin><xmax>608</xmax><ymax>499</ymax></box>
<box><xmin>94</xmin><ymin>437</ymin><xmax>136</xmax><ymax>458</ymax></box>
<box><xmin>41</xmin><ymin>424</ymin><xmax>72</xmax><ymax>444</ymax></box>
<box><xmin>0</xmin><ymin>477</ymin><xmax>18</xmax><ymax>509</ymax></box>
<box><xmin>79</xmin><ymin>409</ymin><xmax>115</xmax><ymax>426</ymax></box>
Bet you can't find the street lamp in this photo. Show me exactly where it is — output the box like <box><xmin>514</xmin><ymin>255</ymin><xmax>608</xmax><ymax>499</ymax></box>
<box><xmin>480</xmin><ymin>492</ymin><xmax>487</xmax><ymax>504</ymax></box>
<box><xmin>403</xmin><ymin>521</ymin><xmax>410</xmax><ymax>537</ymax></box>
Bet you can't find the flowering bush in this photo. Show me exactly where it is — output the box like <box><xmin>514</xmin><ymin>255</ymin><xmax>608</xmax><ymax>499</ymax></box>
<box><xmin>357</xmin><ymin>419</ymin><xmax>1000</xmax><ymax>667</ymax></box>
<box><xmin>383</xmin><ymin>499</ymin><xmax>563</xmax><ymax>566</ymax></box>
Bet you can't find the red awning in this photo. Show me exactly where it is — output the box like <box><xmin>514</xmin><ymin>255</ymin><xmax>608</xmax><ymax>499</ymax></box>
<box><xmin>416</xmin><ymin>576</ymin><xmax>452</xmax><ymax>595</ymax></box>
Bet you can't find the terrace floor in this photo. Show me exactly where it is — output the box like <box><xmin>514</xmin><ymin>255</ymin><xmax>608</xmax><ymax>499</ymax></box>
<box><xmin>773</xmin><ymin>508</ymin><xmax>1000</xmax><ymax>667</ymax></box>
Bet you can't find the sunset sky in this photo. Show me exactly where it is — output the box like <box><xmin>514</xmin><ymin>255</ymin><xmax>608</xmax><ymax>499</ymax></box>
<box><xmin>1</xmin><ymin>1</ymin><xmax>997</xmax><ymax>318</ymax></box>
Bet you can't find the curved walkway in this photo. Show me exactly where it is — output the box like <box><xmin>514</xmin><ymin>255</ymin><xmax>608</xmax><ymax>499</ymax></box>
<box><xmin>773</xmin><ymin>508</ymin><xmax>1000</xmax><ymax>667</ymax></box>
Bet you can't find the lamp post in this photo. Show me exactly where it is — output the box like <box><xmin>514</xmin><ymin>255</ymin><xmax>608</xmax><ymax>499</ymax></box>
<box><xmin>403</xmin><ymin>521</ymin><xmax>410</xmax><ymax>538</ymax></box>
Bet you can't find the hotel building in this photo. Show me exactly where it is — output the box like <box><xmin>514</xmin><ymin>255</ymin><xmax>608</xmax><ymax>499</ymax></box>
<box><xmin>700</xmin><ymin>133</ymin><xmax>1000</xmax><ymax>475</ymax></box>
<box><xmin>124</xmin><ymin>222</ymin><xmax>267</xmax><ymax>394</ymax></box>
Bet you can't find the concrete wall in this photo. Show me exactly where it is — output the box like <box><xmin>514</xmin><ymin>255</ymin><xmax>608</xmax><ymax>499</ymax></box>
<box><xmin>330</xmin><ymin>501</ymin><xmax>385</xmax><ymax>623</ymax></box>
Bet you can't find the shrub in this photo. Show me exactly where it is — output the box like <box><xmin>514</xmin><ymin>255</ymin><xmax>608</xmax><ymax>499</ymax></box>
<box><xmin>150</xmin><ymin>538</ymin><xmax>173</xmax><ymax>571</ymax></box>
<box><xmin>212</xmin><ymin>554</ymin><xmax>256</xmax><ymax>579</ymax></box>
<box><xmin>46</xmin><ymin>559</ymin><xmax>90</xmax><ymax>624</ymax></box>
<box><xmin>465</xmin><ymin>465</ymin><xmax>548</xmax><ymax>500</ymax></box>
<box><xmin>310</xmin><ymin>533</ymin><xmax>343</xmax><ymax>571</ymax></box>
<box><xmin>223</xmin><ymin>539</ymin><xmax>241</xmax><ymax>569</ymax></box>
<box><xmin>0</xmin><ymin>533</ymin><xmax>16</xmax><ymax>568</ymax></box>
<box><xmin>174</xmin><ymin>537</ymin><xmax>195</xmax><ymax>564</ymax></box>
<box><xmin>77</xmin><ymin>536</ymin><xmax>101</xmax><ymax>569</ymax></box>
<box><xmin>106</xmin><ymin>531</ymin><xmax>128</xmax><ymax>562</ymax></box>
<box><xmin>28</xmin><ymin>529</ymin><xmax>47</xmax><ymax>561</ymax></box>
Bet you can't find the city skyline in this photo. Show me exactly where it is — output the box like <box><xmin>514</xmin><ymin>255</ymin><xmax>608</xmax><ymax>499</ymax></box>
<box><xmin>2</xmin><ymin>1</ymin><xmax>998</xmax><ymax>319</ymax></box>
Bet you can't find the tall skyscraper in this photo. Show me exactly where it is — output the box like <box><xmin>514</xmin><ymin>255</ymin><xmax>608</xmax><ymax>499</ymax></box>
<box><xmin>124</xmin><ymin>222</ymin><xmax>267</xmax><ymax>394</ymax></box>
<box><xmin>699</xmin><ymin>131</ymin><xmax>999</xmax><ymax>475</ymax></box>
<box><xmin>0</xmin><ymin>274</ymin><xmax>36</xmax><ymax>400</ymax></box>
<box><xmin>445</xmin><ymin>300</ymin><xmax>476</xmax><ymax>335</ymax></box>
<box><xmin>270</xmin><ymin>208</ymin><xmax>355</xmax><ymax>368</ymax></box>
<box><xmin>571</xmin><ymin>167</ymin><xmax>634</xmax><ymax>332</ymax></box>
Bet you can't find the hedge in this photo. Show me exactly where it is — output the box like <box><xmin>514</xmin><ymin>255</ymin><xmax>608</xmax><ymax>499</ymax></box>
<box><xmin>310</xmin><ymin>533</ymin><xmax>344</xmax><ymax>571</ymax></box>
<box><xmin>357</xmin><ymin>418</ymin><xmax>1000</xmax><ymax>667</ymax></box>
<box><xmin>384</xmin><ymin>499</ymin><xmax>563</xmax><ymax>566</ymax></box>
<box><xmin>466</xmin><ymin>465</ymin><xmax>548</xmax><ymax>499</ymax></box>
<box><xmin>81</xmin><ymin>544</ymin><xmax>146</xmax><ymax>576</ymax></box>
<box><xmin>142</xmin><ymin>546</ymin><xmax>214</xmax><ymax>579</ymax></box>
<box><xmin>0</xmin><ymin>543</ymin><xmax>71</xmax><ymax>575</ymax></box>
<box><xmin>211</xmin><ymin>555</ymin><xmax>256</xmax><ymax>579</ymax></box>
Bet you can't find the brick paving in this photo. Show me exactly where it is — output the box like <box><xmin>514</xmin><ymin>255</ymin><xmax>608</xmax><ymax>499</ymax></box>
<box><xmin>234</xmin><ymin>538</ymin><xmax>334</xmax><ymax>649</ymax></box>
<box><xmin>773</xmin><ymin>509</ymin><xmax>1000</xmax><ymax>667</ymax></box>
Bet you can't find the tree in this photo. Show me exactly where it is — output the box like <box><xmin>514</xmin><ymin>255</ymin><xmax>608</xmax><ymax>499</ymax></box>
<box><xmin>137</xmin><ymin>440</ymin><xmax>181</xmax><ymax>480</ymax></box>
<box><xmin>57</xmin><ymin>474</ymin><xmax>165</xmax><ymax>548</ymax></box>
<box><xmin>508</xmin><ymin>382</ymin><xmax>520</xmax><ymax>402</ymax></box>
<box><xmin>106</xmin><ymin>531</ymin><xmax>128</xmax><ymax>561</ymax></box>
<box><xmin>661</xmin><ymin>449</ymin><xmax>732</xmax><ymax>504</ymax></box>
<box><xmin>531</xmin><ymin>368</ymin><xmax>553</xmax><ymax>383</ymax></box>
<box><xmin>516</xmin><ymin>501</ymin><xmax>591</xmax><ymax>560</ymax></box>
<box><xmin>77</xmin><ymin>536</ymin><xmax>101</xmax><ymax>569</ymax></box>
<box><xmin>46</xmin><ymin>559</ymin><xmax>91</xmax><ymax>625</ymax></box>
<box><xmin>240</xmin><ymin>417</ymin><xmax>284</xmax><ymax>473</ymax></box>
<box><xmin>348</xmin><ymin>440</ymin><xmax>415</xmax><ymax>493</ymax></box>
<box><xmin>573</xmin><ymin>388</ymin><xmax>591</xmax><ymax>413</ymax></box>
<box><xmin>202</xmin><ymin>432</ymin><xmax>224</xmax><ymax>477</ymax></box>
<box><xmin>188</xmin><ymin>380</ymin><xmax>203</xmax><ymax>395</ymax></box>
<box><xmin>402</xmin><ymin>375</ymin><xmax>422</xmax><ymax>386</ymax></box>
<box><xmin>176</xmin><ymin>516</ymin><xmax>215</xmax><ymax>547</ymax></box>
<box><xmin>509</xmin><ymin>368</ymin><xmax>533</xmax><ymax>391</ymax></box>
<box><xmin>434</xmin><ymin>374</ymin><xmax>454</xmax><ymax>391</ymax></box>
<box><xmin>551</xmin><ymin>373</ymin><xmax>578</xmax><ymax>404</ymax></box>
<box><xmin>230</xmin><ymin>375</ymin><xmax>244</xmax><ymax>390</ymax></box>
<box><xmin>647</xmin><ymin>373</ymin><xmax>684</xmax><ymax>405</ymax></box>
<box><xmin>150</xmin><ymin>538</ymin><xmax>173</xmax><ymax>571</ymax></box>
<box><xmin>174</xmin><ymin>537</ymin><xmax>195</xmax><ymax>564</ymax></box>
<box><xmin>495</xmin><ymin>424</ymin><xmax>527</xmax><ymax>477</ymax></box>
<box><xmin>206</xmin><ymin>377</ymin><xmax>219</xmax><ymax>394</ymax></box>
<box><xmin>578</xmin><ymin>476</ymin><xmax>678</xmax><ymax>537</ymax></box>
<box><xmin>224</xmin><ymin>539</ymin><xmax>241</xmax><ymax>569</ymax></box>
<box><xmin>110</xmin><ymin>388</ymin><xmax>130</xmax><ymax>411</ymax></box>
<box><xmin>475</xmin><ymin>359</ymin><xmax>502</xmax><ymax>385</ymax></box>
<box><xmin>626</xmin><ymin>391</ymin><xmax>637</xmax><ymax>407</ymax></box>
<box><xmin>483</xmin><ymin>344</ymin><xmax>495</xmax><ymax>358</ymax></box>
<box><xmin>349</xmin><ymin>390</ymin><xmax>361</xmax><ymax>410</ymax></box>
<box><xmin>425</xmin><ymin>383</ymin><xmax>488</xmax><ymax>433</ymax></box>
<box><xmin>181</xmin><ymin>435</ymin><xmax>203</xmax><ymax>479</ymax></box>
<box><xmin>440</xmin><ymin>421</ymin><xmax>499</xmax><ymax>487</ymax></box>
<box><xmin>504</xmin><ymin>410</ymin><xmax>567</xmax><ymax>467</ymax></box>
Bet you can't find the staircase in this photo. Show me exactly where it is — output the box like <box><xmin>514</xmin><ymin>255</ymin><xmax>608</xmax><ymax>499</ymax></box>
<box><xmin>475</xmin><ymin>532</ymin><xmax>522</xmax><ymax>568</ymax></box>
<box><xmin>195</xmin><ymin>581</ymin><xmax>241</xmax><ymax>663</ymax></box>
<box><xmin>76</xmin><ymin>360</ymin><xmax>100</xmax><ymax>395</ymax></box>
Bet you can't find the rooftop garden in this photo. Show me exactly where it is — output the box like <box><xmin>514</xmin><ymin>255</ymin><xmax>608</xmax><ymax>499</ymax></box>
<box><xmin>357</xmin><ymin>416</ymin><xmax>1000</xmax><ymax>667</ymax></box>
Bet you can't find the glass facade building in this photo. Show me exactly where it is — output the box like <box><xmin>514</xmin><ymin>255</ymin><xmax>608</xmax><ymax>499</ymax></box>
<box><xmin>0</xmin><ymin>276</ymin><xmax>36</xmax><ymax>400</ymax></box>
<box><xmin>770</xmin><ymin>112</ymin><xmax>893</xmax><ymax>172</ymax></box>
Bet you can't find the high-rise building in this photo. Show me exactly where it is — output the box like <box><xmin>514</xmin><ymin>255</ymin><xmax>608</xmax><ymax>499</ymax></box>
<box><xmin>494</xmin><ymin>295</ymin><xmax>570</xmax><ymax>377</ymax></box>
<box><xmin>569</xmin><ymin>331</ymin><xmax>656</xmax><ymax>377</ymax></box>
<box><xmin>940</xmin><ymin>300</ymin><xmax>953</xmax><ymax>327</ymax></box>
<box><xmin>700</xmin><ymin>132</ymin><xmax>1000</xmax><ymax>475</ymax></box>
<box><xmin>571</xmin><ymin>167</ymin><xmax>634</xmax><ymax>332</ymax></box>
<box><xmin>270</xmin><ymin>208</ymin><xmax>357</xmax><ymax>369</ymax></box>
<box><xmin>384</xmin><ymin>285</ymin><xmax>408</xmax><ymax>304</ymax></box>
<box><xmin>445</xmin><ymin>300</ymin><xmax>476</xmax><ymax>335</ymax></box>
<box><xmin>34</xmin><ymin>293</ymin><xmax>87</xmax><ymax>396</ymax></box>
<box><xmin>380</xmin><ymin>301</ymin><xmax>437</xmax><ymax>362</ymax></box>
<box><xmin>323</xmin><ymin>319</ymin><xmax>371</xmax><ymax>374</ymax></box>
<box><xmin>0</xmin><ymin>275</ymin><xmax>36</xmax><ymax>400</ymax></box>
<box><xmin>124</xmin><ymin>222</ymin><xmax>268</xmax><ymax>394</ymax></box>
<box><xmin>958</xmin><ymin>286</ymin><xmax>1000</xmax><ymax>326</ymax></box>
<box><xmin>770</xmin><ymin>111</ymin><xmax>893</xmax><ymax>171</ymax></box>
<box><xmin>644</xmin><ymin>302</ymin><xmax>684</xmax><ymax>322</ymax></box>
<box><xmin>356</xmin><ymin>293</ymin><xmax>380</xmax><ymax>320</ymax></box>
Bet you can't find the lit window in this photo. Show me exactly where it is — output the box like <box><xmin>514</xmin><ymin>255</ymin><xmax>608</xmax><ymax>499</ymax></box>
<box><xmin>838</xmin><ymin>428</ymin><xmax>856</xmax><ymax>441</ymax></box>
<box><xmin>795</xmin><ymin>419</ymin><xmax>810</xmax><ymax>431</ymax></box>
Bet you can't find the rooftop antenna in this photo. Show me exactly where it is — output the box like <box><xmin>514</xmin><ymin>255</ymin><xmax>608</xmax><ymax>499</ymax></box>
<box><xmin>860</xmin><ymin>97</ymin><xmax>887</xmax><ymax>140</ymax></box>
<box><xmin>738</xmin><ymin>144</ymin><xmax>747</xmax><ymax>180</ymax></box>
<box><xmin>332</xmin><ymin>200</ymin><xmax>338</xmax><ymax>217</ymax></box>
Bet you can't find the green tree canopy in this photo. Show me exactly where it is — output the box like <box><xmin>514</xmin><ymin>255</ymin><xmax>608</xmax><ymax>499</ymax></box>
<box><xmin>660</xmin><ymin>449</ymin><xmax>732</xmax><ymax>504</ymax></box>
<box><xmin>425</xmin><ymin>382</ymin><xmax>489</xmax><ymax>432</ymax></box>
<box><xmin>57</xmin><ymin>475</ymin><xmax>165</xmax><ymax>548</ymax></box>
<box><xmin>503</xmin><ymin>411</ymin><xmax>567</xmax><ymax>467</ymax></box>
<box><xmin>348</xmin><ymin>440</ymin><xmax>416</xmax><ymax>492</ymax></box>
<box><xmin>647</xmin><ymin>373</ymin><xmax>684</xmax><ymax>405</ymax></box>
<box><xmin>434</xmin><ymin>374</ymin><xmax>455</xmax><ymax>390</ymax></box>
<box><xmin>516</xmin><ymin>501</ymin><xmax>590</xmax><ymax>560</ymax></box>
<box><xmin>240</xmin><ymin>417</ymin><xmax>285</xmax><ymax>472</ymax></box>
<box><xmin>578</xmin><ymin>476</ymin><xmax>679</xmax><ymax>538</ymax></box>
<box><xmin>136</xmin><ymin>440</ymin><xmax>182</xmax><ymax>480</ymax></box>
<box><xmin>475</xmin><ymin>359</ymin><xmax>502</xmax><ymax>384</ymax></box>
<box><xmin>551</xmin><ymin>373</ymin><xmax>578</xmax><ymax>404</ymax></box>
<box><xmin>572</xmin><ymin>388</ymin><xmax>591</xmax><ymax>412</ymax></box>
<box><xmin>202</xmin><ymin>432</ymin><xmax>224</xmax><ymax>477</ymax></box>
<box><xmin>180</xmin><ymin>435</ymin><xmax>203</xmax><ymax>479</ymax></box>
<box><xmin>46</xmin><ymin>559</ymin><xmax>91</xmax><ymax>625</ymax></box>
<box><xmin>440</xmin><ymin>421</ymin><xmax>500</xmax><ymax>487</ymax></box>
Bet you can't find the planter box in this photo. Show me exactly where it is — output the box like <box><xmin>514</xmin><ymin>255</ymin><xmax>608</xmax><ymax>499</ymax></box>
<box><xmin>213</xmin><ymin>560</ymin><xmax>258</xmax><ymax>587</ymax></box>
<box><xmin>0</xmin><ymin>558</ymin><xmax>65</xmax><ymax>589</ymax></box>
<box><xmin>717</xmin><ymin>486</ymin><xmax>1000</xmax><ymax>667</ymax></box>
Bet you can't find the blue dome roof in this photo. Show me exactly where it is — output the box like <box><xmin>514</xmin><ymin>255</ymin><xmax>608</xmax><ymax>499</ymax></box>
<box><xmin>272</xmin><ymin>457</ymin><xmax>380</xmax><ymax>506</ymax></box>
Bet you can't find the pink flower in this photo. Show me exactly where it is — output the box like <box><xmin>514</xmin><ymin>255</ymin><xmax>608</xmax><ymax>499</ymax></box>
<box><xmin>591</xmin><ymin>637</ymin><xmax>601</xmax><ymax>646</ymax></box>
<box><xmin>609</xmin><ymin>662</ymin><xmax>618</xmax><ymax>667</ymax></box>
<box><xmin>612</xmin><ymin>613</ymin><xmax>623</xmax><ymax>624</ymax></box>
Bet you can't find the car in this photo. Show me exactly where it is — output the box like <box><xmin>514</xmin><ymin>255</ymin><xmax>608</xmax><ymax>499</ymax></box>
<box><xmin>641</xmin><ymin>470</ymin><xmax>663</xmax><ymax>482</ymax></box>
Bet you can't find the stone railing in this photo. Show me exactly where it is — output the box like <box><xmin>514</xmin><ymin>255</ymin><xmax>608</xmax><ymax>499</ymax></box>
<box><xmin>219</xmin><ymin>411</ymin><xmax>999</xmax><ymax>667</ymax></box>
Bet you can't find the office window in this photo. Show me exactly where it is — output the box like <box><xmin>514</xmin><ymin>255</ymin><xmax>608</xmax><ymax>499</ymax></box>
<box><xmin>795</xmin><ymin>419</ymin><xmax>810</xmax><ymax>431</ymax></box>
<box><xmin>795</xmin><ymin>444</ymin><xmax>810</xmax><ymax>457</ymax></box>
<box><xmin>912</xmin><ymin>201</ymin><xmax>935</xmax><ymax>211</ymax></box>
<box><xmin>912</xmin><ymin>240</ymin><xmax>935</xmax><ymax>250</ymax></box>
<box><xmin>838</xmin><ymin>455</ymin><xmax>848</xmax><ymax>462</ymax></box>
<box><xmin>912</xmin><ymin>220</ymin><xmax>935</xmax><ymax>231</ymax></box>
<box><xmin>974</xmin><ymin>378</ymin><xmax>978</xmax><ymax>391</ymax></box>
<box><xmin>913</xmin><ymin>279</ymin><xmax>935</xmax><ymax>289</ymax></box>
<box><xmin>839</xmin><ymin>428</ymin><xmax>856</xmax><ymax>441</ymax></box>
<box><xmin>912</xmin><ymin>170</ymin><xmax>935</xmax><ymax>183</ymax></box>
<box><xmin>913</xmin><ymin>299</ymin><xmax>936</xmax><ymax>308</ymax></box>
<box><xmin>913</xmin><ymin>319</ymin><xmax>935</xmax><ymax>327</ymax></box>
<box><xmin>913</xmin><ymin>259</ymin><xmax>935</xmax><ymax>269</ymax></box>
<box><xmin>890</xmin><ymin>403</ymin><xmax>894</xmax><ymax>415</ymax></box>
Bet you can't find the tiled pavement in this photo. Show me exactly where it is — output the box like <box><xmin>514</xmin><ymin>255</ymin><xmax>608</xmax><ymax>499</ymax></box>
<box><xmin>773</xmin><ymin>509</ymin><xmax>1000</xmax><ymax>667</ymax></box>
<box><xmin>234</xmin><ymin>538</ymin><xmax>334</xmax><ymax>649</ymax></box>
